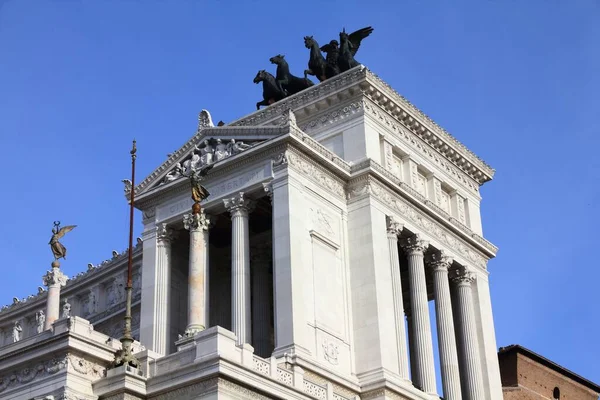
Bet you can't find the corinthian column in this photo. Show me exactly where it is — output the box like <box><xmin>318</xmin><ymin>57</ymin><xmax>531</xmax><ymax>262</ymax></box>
<box><xmin>224</xmin><ymin>192</ymin><xmax>253</xmax><ymax>346</ymax></box>
<box><xmin>386</xmin><ymin>216</ymin><xmax>410</xmax><ymax>381</ymax></box>
<box><xmin>401</xmin><ymin>234</ymin><xmax>436</xmax><ymax>394</ymax></box>
<box><xmin>42</xmin><ymin>263</ymin><xmax>68</xmax><ymax>330</ymax></box>
<box><xmin>452</xmin><ymin>269</ymin><xmax>485</xmax><ymax>400</ymax></box>
<box><xmin>183</xmin><ymin>210</ymin><xmax>210</xmax><ymax>336</ymax></box>
<box><xmin>430</xmin><ymin>251</ymin><xmax>462</xmax><ymax>400</ymax></box>
<box><xmin>155</xmin><ymin>223</ymin><xmax>173</xmax><ymax>355</ymax></box>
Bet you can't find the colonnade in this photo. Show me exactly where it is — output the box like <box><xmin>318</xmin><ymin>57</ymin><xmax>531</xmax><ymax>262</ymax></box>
<box><xmin>387</xmin><ymin>216</ymin><xmax>484</xmax><ymax>400</ymax></box>
<box><xmin>155</xmin><ymin>192</ymin><xmax>262</xmax><ymax>349</ymax></box>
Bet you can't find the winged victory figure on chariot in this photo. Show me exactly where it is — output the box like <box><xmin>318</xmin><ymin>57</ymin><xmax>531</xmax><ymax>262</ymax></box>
<box><xmin>254</xmin><ymin>26</ymin><xmax>374</xmax><ymax>109</ymax></box>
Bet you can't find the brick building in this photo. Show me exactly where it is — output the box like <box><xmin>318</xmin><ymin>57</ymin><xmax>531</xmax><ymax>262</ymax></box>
<box><xmin>499</xmin><ymin>345</ymin><xmax>600</xmax><ymax>400</ymax></box>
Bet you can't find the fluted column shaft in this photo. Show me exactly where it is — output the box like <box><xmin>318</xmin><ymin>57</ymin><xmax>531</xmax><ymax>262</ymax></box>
<box><xmin>431</xmin><ymin>252</ymin><xmax>462</xmax><ymax>400</ymax></box>
<box><xmin>184</xmin><ymin>211</ymin><xmax>210</xmax><ymax>336</ymax></box>
<box><xmin>386</xmin><ymin>217</ymin><xmax>410</xmax><ymax>380</ymax></box>
<box><xmin>402</xmin><ymin>235</ymin><xmax>436</xmax><ymax>394</ymax></box>
<box><xmin>155</xmin><ymin>224</ymin><xmax>173</xmax><ymax>355</ymax></box>
<box><xmin>224</xmin><ymin>193</ymin><xmax>252</xmax><ymax>345</ymax></box>
<box><xmin>43</xmin><ymin>266</ymin><xmax>68</xmax><ymax>330</ymax></box>
<box><xmin>453</xmin><ymin>270</ymin><xmax>485</xmax><ymax>400</ymax></box>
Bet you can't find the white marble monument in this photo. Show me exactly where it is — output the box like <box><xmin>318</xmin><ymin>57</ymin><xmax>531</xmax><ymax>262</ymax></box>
<box><xmin>0</xmin><ymin>65</ymin><xmax>501</xmax><ymax>400</ymax></box>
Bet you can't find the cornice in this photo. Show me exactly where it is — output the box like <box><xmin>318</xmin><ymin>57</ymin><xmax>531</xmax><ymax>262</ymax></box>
<box><xmin>363</xmin><ymin>69</ymin><xmax>494</xmax><ymax>182</ymax></box>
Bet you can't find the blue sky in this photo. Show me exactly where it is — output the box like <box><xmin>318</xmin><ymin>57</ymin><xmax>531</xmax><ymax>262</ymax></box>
<box><xmin>1</xmin><ymin>0</ymin><xmax>598</xmax><ymax>388</ymax></box>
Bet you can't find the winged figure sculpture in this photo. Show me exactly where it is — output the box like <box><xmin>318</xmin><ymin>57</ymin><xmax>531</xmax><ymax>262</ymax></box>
<box><xmin>337</xmin><ymin>26</ymin><xmax>374</xmax><ymax>72</ymax></box>
<box><xmin>49</xmin><ymin>221</ymin><xmax>77</xmax><ymax>261</ymax></box>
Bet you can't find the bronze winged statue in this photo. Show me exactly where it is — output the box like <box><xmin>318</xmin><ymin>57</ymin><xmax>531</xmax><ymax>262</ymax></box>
<box><xmin>49</xmin><ymin>221</ymin><xmax>77</xmax><ymax>261</ymax></box>
<box><xmin>190</xmin><ymin>164</ymin><xmax>213</xmax><ymax>203</ymax></box>
<box><xmin>337</xmin><ymin>26</ymin><xmax>374</xmax><ymax>72</ymax></box>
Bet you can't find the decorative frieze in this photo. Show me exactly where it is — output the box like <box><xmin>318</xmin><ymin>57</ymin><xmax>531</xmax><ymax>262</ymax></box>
<box><xmin>284</xmin><ymin>150</ymin><xmax>346</xmax><ymax>199</ymax></box>
<box><xmin>0</xmin><ymin>355</ymin><xmax>68</xmax><ymax>393</ymax></box>
<box><xmin>348</xmin><ymin>176</ymin><xmax>490</xmax><ymax>268</ymax></box>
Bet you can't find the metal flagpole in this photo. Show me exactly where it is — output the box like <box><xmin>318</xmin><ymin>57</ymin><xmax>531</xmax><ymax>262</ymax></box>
<box><xmin>112</xmin><ymin>139</ymin><xmax>140</xmax><ymax>369</ymax></box>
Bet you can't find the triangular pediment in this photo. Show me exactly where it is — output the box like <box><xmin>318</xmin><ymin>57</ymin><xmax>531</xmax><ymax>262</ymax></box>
<box><xmin>130</xmin><ymin>111</ymin><xmax>295</xmax><ymax>200</ymax></box>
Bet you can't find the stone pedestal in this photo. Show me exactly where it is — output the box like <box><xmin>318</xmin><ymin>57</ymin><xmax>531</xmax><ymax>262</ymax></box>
<box><xmin>42</xmin><ymin>263</ymin><xmax>68</xmax><ymax>330</ymax></box>
<box><xmin>183</xmin><ymin>211</ymin><xmax>210</xmax><ymax>336</ymax></box>
<box><xmin>224</xmin><ymin>193</ymin><xmax>253</xmax><ymax>346</ymax></box>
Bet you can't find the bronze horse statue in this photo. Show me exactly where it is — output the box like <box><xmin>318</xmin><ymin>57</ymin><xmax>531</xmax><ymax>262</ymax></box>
<box><xmin>303</xmin><ymin>36</ymin><xmax>327</xmax><ymax>82</ymax></box>
<box><xmin>270</xmin><ymin>54</ymin><xmax>314</xmax><ymax>97</ymax></box>
<box><xmin>253</xmin><ymin>70</ymin><xmax>285</xmax><ymax>110</ymax></box>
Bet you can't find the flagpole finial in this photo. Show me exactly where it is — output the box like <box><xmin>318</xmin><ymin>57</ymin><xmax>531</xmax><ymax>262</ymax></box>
<box><xmin>131</xmin><ymin>139</ymin><xmax>137</xmax><ymax>159</ymax></box>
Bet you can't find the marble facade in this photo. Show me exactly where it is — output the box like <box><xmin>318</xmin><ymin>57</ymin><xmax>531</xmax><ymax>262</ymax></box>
<box><xmin>0</xmin><ymin>65</ymin><xmax>502</xmax><ymax>400</ymax></box>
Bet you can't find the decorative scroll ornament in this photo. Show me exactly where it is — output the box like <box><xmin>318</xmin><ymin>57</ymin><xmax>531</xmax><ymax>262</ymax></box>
<box><xmin>223</xmin><ymin>192</ymin><xmax>254</xmax><ymax>215</ymax></box>
<box><xmin>322</xmin><ymin>338</ymin><xmax>339</xmax><ymax>365</ymax></box>
<box><xmin>198</xmin><ymin>109</ymin><xmax>214</xmax><ymax>130</ymax></box>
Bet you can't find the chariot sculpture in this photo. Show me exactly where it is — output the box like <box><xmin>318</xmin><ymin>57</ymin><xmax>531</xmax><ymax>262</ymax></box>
<box><xmin>255</xmin><ymin>26</ymin><xmax>374</xmax><ymax>109</ymax></box>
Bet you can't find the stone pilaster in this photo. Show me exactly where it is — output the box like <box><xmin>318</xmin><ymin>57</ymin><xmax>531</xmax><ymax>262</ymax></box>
<box><xmin>154</xmin><ymin>223</ymin><xmax>173</xmax><ymax>355</ymax></box>
<box><xmin>401</xmin><ymin>234</ymin><xmax>436</xmax><ymax>395</ymax></box>
<box><xmin>42</xmin><ymin>265</ymin><xmax>68</xmax><ymax>330</ymax></box>
<box><xmin>183</xmin><ymin>211</ymin><xmax>210</xmax><ymax>337</ymax></box>
<box><xmin>430</xmin><ymin>251</ymin><xmax>462</xmax><ymax>400</ymax></box>
<box><xmin>386</xmin><ymin>216</ymin><xmax>410</xmax><ymax>381</ymax></box>
<box><xmin>452</xmin><ymin>269</ymin><xmax>485</xmax><ymax>400</ymax></box>
<box><xmin>224</xmin><ymin>192</ymin><xmax>253</xmax><ymax>345</ymax></box>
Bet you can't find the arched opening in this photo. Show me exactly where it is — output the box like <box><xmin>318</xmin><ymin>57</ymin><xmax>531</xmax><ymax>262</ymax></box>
<box><xmin>553</xmin><ymin>387</ymin><xmax>560</xmax><ymax>399</ymax></box>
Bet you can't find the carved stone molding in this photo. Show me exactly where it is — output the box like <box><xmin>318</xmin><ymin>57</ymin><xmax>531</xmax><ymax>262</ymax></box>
<box><xmin>322</xmin><ymin>338</ymin><xmax>339</xmax><ymax>365</ymax></box>
<box><xmin>300</xmin><ymin>100</ymin><xmax>364</xmax><ymax>133</ymax></box>
<box><xmin>183</xmin><ymin>211</ymin><xmax>210</xmax><ymax>232</ymax></box>
<box><xmin>0</xmin><ymin>356</ymin><xmax>68</xmax><ymax>393</ymax></box>
<box><xmin>285</xmin><ymin>150</ymin><xmax>345</xmax><ymax>199</ymax></box>
<box><xmin>348</xmin><ymin>176</ymin><xmax>489</xmax><ymax>268</ymax></box>
<box><xmin>262</xmin><ymin>182</ymin><xmax>273</xmax><ymax>204</ymax></box>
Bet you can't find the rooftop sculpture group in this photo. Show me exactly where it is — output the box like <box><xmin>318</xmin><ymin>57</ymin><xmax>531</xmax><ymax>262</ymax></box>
<box><xmin>254</xmin><ymin>26</ymin><xmax>374</xmax><ymax>110</ymax></box>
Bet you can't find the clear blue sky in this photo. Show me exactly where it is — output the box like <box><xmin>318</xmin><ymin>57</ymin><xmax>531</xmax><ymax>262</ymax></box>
<box><xmin>1</xmin><ymin>0</ymin><xmax>598</xmax><ymax>387</ymax></box>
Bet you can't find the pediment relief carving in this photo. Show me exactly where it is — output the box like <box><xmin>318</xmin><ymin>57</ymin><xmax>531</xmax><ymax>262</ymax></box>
<box><xmin>151</xmin><ymin>137</ymin><xmax>265</xmax><ymax>190</ymax></box>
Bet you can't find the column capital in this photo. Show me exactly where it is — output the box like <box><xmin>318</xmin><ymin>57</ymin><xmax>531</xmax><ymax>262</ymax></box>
<box><xmin>401</xmin><ymin>234</ymin><xmax>429</xmax><ymax>255</ymax></box>
<box><xmin>42</xmin><ymin>267</ymin><xmax>68</xmax><ymax>287</ymax></box>
<box><xmin>262</xmin><ymin>182</ymin><xmax>273</xmax><ymax>204</ymax></box>
<box><xmin>224</xmin><ymin>192</ymin><xmax>255</xmax><ymax>217</ymax></box>
<box><xmin>428</xmin><ymin>250</ymin><xmax>453</xmax><ymax>272</ymax></box>
<box><xmin>451</xmin><ymin>268</ymin><xmax>476</xmax><ymax>285</ymax></box>
<box><xmin>386</xmin><ymin>215</ymin><xmax>403</xmax><ymax>237</ymax></box>
<box><xmin>156</xmin><ymin>223</ymin><xmax>175</xmax><ymax>243</ymax></box>
<box><xmin>183</xmin><ymin>211</ymin><xmax>210</xmax><ymax>232</ymax></box>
